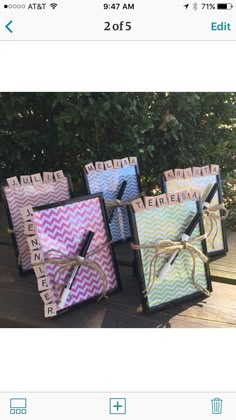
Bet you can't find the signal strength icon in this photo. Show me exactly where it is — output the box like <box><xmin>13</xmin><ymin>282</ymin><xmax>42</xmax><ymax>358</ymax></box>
<box><xmin>50</xmin><ymin>3</ymin><xmax>58</xmax><ymax>9</ymax></box>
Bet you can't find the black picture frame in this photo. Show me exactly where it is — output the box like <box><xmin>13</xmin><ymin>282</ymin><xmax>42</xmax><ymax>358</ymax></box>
<box><xmin>1</xmin><ymin>174</ymin><xmax>74</xmax><ymax>275</ymax></box>
<box><xmin>160</xmin><ymin>171</ymin><xmax>228</xmax><ymax>260</ymax></box>
<box><xmin>83</xmin><ymin>162</ymin><xmax>142</xmax><ymax>244</ymax></box>
<box><xmin>32</xmin><ymin>192</ymin><xmax>122</xmax><ymax>317</ymax></box>
<box><xmin>128</xmin><ymin>199</ymin><xmax>212</xmax><ymax>314</ymax></box>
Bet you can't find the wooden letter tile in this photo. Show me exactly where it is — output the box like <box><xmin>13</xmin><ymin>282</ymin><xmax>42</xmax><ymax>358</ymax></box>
<box><xmin>20</xmin><ymin>175</ymin><xmax>31</xmax><ymax>185</ymax></box>
<box><xmin>54</xmin><ymin>170</ymin><xmax>65</xmax><ymax>181</ymax></box>
<box><xmin>178</xmin><ymin>190</ymin><xmax>189</xmax><ymax>203</ymax></box>
<box><xmin>24</xmin><ymin>221</ymin><xmax>36</xmax><ymax>235</ymax></box>
<box><xmin>129</xmin><ymin>157</ymin><xmax>138</xmax><ymax>166</ymax></box>
<box><xmin>121</xmin><ymin>157</ymin><xmax>130</xmax><ymax>167</ymax></box>
<box><xmin>167</xmin><ymin>193</ymin><xmax>178</xmax><ymax>205</ymax></box>
<box><xmin>43</xmin><ymin>172</ymin><xmax>54</xmax><ymax>183</ymax></box>
<box><xmin>174</xmin><ymin>169</ymin><xmax>184</xmax><ymax>179</ymax></box>
<box><xmin>95</xmin><ymin>162</ymin><xmax>104</xmax><ymax>171</ymax></box>
<box><xmin>33</xmin><ymin>265</ymin><xmax>45</xmax><ymax>279</ymax></box>
<box><xmin>164</xmin><ymin>170</ymin><xmax>175</xmax><ymax>181</ymax></box>
<box><xmin>20</xmin><ymin>206</ymin><xmax>34</xmax><ymax>221</ymax></box>
<box><xmin>156</xmin><ymin>194</ymin><xmax>168</xmax><ymax>208</ymax></box>
<box><xmin>44</xmin><ymin>303</ymin><xmax>57</xmax><ymax>318</ymax></box>
<box><xmin>113</xmin><ymin>159</ymin><xmax>122</xmax><ymax>169</ymax></box>
<box><xmin>183</xmin><ymin>168</ymin><xmax>193</xmax><ymax>178</ymax></box>
<box><xmin>210</xmin><ymin>164</ymin><xmax>220</xmax><ymax>175</ymax></box>
<box><xmin>189</xmin><ymin>189</ymin><xmax>201</xmax><ymax>201</ymax></box>
<box><xmin>40</xmin><ymin>289</ymin><xmax>53</xmax><ymax>305</ymax></box>
<box><xmin>31</xmin><ymin>173</ymin><xmax>43</xmax><ymax>184</ymax></box>
<box><xmin>192</xmin><ymin>167</ymin><xmax>202</xmax><ymax>177</ymax></box>
<box><xmin>85</xmin><ymin>162</ymin><xmax>95</xmax><ymax>174</ymax></box>
<box><xmin>37</xmin><ymin>276</ymin><xmax>50</xmax><ymax>292</ymax></box>
<box><xmin>27</xmin><ymin>235</ymin><xmax>40</xmax><ymax>251</ymax></box>
<box><xmin>144</xmin><ymin>196</ymin><xmax>156</xmax><ymax>210</ymax></box>
<box><xmin>201</xmin><ymin>165</ymin><xmax>211</xmax><ymax>176</ymax></box>
<box><xmin>104</xmin><ymin>160</ymin><xmax>114</xmax><ymax>170</ymax></box>
<box><xmin>31</xmin><ymin>250</ymin><xmax>43</xmax><ymax>265</ymax></box>
<box><xmin>6</xmin><ymin>176</ymin><xmax>20</xmax><ymax>188</ymax></box>
<box><xmin>131</xmin><ymin>198</ymin><xmax>145</xmax><ymax>213</ymax></box>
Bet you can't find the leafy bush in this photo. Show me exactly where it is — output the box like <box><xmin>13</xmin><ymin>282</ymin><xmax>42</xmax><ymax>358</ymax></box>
<box><xmin>0</xmin><ymin>92</ymin><xmax>235</xmax><ymax>229</ymax></box>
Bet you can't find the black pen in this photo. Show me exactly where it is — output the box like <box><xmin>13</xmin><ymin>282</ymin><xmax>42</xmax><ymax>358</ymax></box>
<box><xmin>108</xmin><ymin>180</ymin><xmax>127</xmax><ymax>223</ymax></box>
<box><xmin>203</xmin><ymin>182</ymin><xmax>218</xmax><ymax>209</ymax></box>
<box><xmin>59</xmin><ymin>230</ymin><xmax>94</xmax><ymax>307</ymax></box>
<box><xmin>157</xmin><ymin>212</ymin><xmax>202</xmax><ymax>280</ymax></box>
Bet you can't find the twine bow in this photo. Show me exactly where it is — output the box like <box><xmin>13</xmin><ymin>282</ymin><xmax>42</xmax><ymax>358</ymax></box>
<box><xmin>131</xmin><ymin>234</ymin><xmax>210</xmax><ymax>297</ymax></box>
<box><xmin>105</xmin><ymin>199</ymin><xmax>132</xmax><ymax>208</ymax></box>
<box><xmin>105</xmin><ymin>193</ymin><xmax>144</xmax><ymax>208</ymax></box>
<box><xmin>34</xmin><ymin>242</ymin><xmax>112</xmax><ymax>302</ymax></box>
<box><xmin>203</xmin><ymin>203</ymin><xmax>228</xmax><ymax>248</ymax></box>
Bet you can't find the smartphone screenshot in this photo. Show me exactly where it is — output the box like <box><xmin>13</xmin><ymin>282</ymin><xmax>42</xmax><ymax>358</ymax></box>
<box><xmin>0</xmin><ymin>1</ymin><xmax>236</xmax><ymax>419</ymax></box>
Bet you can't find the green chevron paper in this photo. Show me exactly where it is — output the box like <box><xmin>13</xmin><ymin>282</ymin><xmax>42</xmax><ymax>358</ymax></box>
<box><xmin>165</xmin><ymin>175</ymin><xmax>224</xmax><ymax>254</ymax></box>
<box><xmin>133</xmin><ymin>200</ymin><xmax>209</xmax><ymax>310</ymax></box>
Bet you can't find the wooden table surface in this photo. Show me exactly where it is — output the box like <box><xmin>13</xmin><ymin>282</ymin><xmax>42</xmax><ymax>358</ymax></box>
<box><xmin>0</xmin><ymin>202</ymin><xmax>236</xmax><ymax>328</ymax></box>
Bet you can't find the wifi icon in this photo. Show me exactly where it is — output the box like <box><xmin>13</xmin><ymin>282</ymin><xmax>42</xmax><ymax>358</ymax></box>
<box><xmin>50</xmin><ymin>3</ymin><xmax>58</xmax><ymax>9</ymax></box>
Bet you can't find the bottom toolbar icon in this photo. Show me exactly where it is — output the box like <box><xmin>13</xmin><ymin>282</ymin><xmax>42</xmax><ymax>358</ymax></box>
<box><xmin>211</xmin><ymin>398</ymin><xmax>223</xmax><ymax>414</ymax></box>
<box><xmin>109</xmin><ymin>398</ymin><xmax>126</xmax><ymax>415</ymax></box>
<box><xmin>10</xmin><ymin>398</ymin><xmax>27</xmax><ymax>415</ymax></box>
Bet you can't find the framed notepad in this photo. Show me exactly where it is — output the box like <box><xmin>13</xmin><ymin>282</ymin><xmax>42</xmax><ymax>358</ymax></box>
<box><xmin>31</xmin><ymin>194</ymin><xmax>121</xmax><ymax>318</ymax></box>
<box><xmin>1</xmin><ymin>171</ymin><xmax>73</xmax><ymax>273</ymax></box>
<box><xmin>129</xmin><ymin>194</ymin><xmax>212</xmax><ymax>313</ymax></box>
<box><xmin>161</xmin><ymin>165</ymin><xmax>228</xmax><ymax>259</ymax></box>
<box><xmin>83</xmin><ymin>157</ymin><xmax>142</xmax><ymax>242</ymax></box>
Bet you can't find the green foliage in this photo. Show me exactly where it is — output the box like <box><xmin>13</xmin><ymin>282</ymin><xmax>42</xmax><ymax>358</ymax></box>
<box><xmin>0</xmin><ymin>92</ymin><xmax>235</xmax><ymax>229</ymax></box>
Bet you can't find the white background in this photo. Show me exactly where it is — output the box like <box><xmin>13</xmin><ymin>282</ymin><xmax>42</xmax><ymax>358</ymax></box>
<box><xmin>0</xmin><ymin>40</ymin><xmax>236</xmax><ymax>393</ymax></box>
<box><xmin>0</xmin><ymin>42</ymin><xmax>235</xmax><ymax>91</ymax></box>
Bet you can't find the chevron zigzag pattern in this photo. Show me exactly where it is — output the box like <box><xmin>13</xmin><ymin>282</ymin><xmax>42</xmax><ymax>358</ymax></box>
<box><xmin>86</xmin><ymin>166</ymin><xmax>140</xmax><ymax>241</ymax></box>
<box><xmin>166</xmin><ymin>175</ymin><xmax>224</xmax><ymax>253</ymax></box>
<box><xmin>33</xmin><ymin>197</ymin><xmax>119</xmax><ymax>311</ymax></box>
<box><xmin>4</xmin><ymin>179</ymin><xmax>71</xmax><ymax>272</ymax></box>
<box><xmin>135</xmin><ymin>201</ymin><xmax>208</xmax><ymax>309</ymax></box>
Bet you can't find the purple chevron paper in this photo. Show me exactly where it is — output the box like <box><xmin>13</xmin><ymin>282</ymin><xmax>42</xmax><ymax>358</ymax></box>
<box><xmin>85</xmin><ymin>165</ymin><xmax>141</xmax><ymax>242</ymax></box>
<box><xmin>3</xmin><ymin>178</ymin><xmax>71</xmax><ymax>272</ymax></box>
<box><xmin>32</xmin><ymin>197</ymin><xmax>119</xmax><ymax>311</ymax></box>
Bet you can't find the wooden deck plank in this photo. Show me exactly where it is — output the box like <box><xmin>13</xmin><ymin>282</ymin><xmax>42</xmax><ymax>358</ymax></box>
<box><xmin>0</xmin><ymin>198</ymin><xmax>236</xmax><ymax>328</ymax></box>
<box><xmin>1</xmin><ymin>242</ymin><xmax>236</xmax><ymax>327</ymax></box>
<box><xmin>210</xmin><ymin>231</ymin><xmax>236</xmax><ymax>280</ymax></box>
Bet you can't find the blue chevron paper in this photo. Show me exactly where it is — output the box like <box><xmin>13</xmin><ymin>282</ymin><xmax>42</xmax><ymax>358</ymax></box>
<box><xmin>85</xmin><ymin>166</ymin><xmax>141</xmax><ymax>242</ymax></box>
<box><xmin>164</xmin><ymin>175</ymin><xmax>225</xmax><ymax>254</ymax></box>
<box><xmin>133</xmin><ymin>200</ymin><xmax>209</xmax><ymax>310</ymax></box>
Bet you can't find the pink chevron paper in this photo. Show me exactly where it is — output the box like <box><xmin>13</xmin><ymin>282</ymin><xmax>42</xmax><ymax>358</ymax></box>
<box><xmin>33</xmin><ymin>197</ymin><xmax>119</xmax><ymax>311</ymax></box>
<box><xmin>3</xmin><ymin>178</ymin><xmax>71</xmax><ymax>272</ymax></box>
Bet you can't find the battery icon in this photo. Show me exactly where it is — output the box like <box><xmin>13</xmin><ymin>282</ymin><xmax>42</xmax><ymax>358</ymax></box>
<box><xmin>217</xmin><ymin>3</ymin><xmax>233</xmax><ymax>9</ymax></box>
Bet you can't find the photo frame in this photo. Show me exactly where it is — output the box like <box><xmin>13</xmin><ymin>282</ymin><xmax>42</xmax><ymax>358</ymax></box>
<box><xmin>31</xmin><ymin>193</ymin><xmax>121</xmax><ymax>317</ymax></box>
<box><xmin>83</xmin><ymin>157</ymin><xmax>142</xmax><ymax>243</ymax></box>
<box><xmin>129</xmin><ymin>195</ymin><xmax>212</xmax><ymax>313</ymax></box>
<box><xmin>1</xmin><ymin>172</ymin><xmax>73</xmax><ymax>274</ymax></box>
<box><xmin>161</xmin><ymin>165</ymin><xmax>228</xmax><ymax>259</ymax></box>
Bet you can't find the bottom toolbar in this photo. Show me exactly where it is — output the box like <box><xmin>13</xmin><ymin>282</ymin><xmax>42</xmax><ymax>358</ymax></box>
<box><xmin>0</xmin><ymin>392</ymin><xmax>233</xmax><ymax>419</ymax></box>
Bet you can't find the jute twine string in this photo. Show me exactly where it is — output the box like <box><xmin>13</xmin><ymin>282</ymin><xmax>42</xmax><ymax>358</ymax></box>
<box><xmin>131</xmin><ymin>234</ymin><xmax>210</xmax><ymax>297</ymax></box>
<box><xmin>7</xmin><ymin>228</ymin><xmax>17</xmax><ymax>234</ymax></box>
<box><xmin>203</xmin><ymin>203</ymin><xmax>228</xmax><ymax>248</ymax></box>
<box><xmin>105</xmin><ymin>193</ymin><xmax>144</xmax><ymax>208</ymax></box>
<box><xmin>33</xmin><ymin>241</ymin><xmax>114</xmax><ymax>301</ymax></box>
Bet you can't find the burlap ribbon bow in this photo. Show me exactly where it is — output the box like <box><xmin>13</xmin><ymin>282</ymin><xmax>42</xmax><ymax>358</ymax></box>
<box><xmin>131</xmin><ymin>234</ymin><xmax>210</xmax><ymax>297</ymax></box>
<box><xmin>105</xmin><ymin>199</ymin><xmax>132</xmax><ymax>208</ymax></box>
<box><xmin>203</xmin><ymin>203</ymin><xmax>228</xmax><ymax>248</ymax></box>
<box><xmin>35</xmin><ymin>243</ymin><xmax>111</xmax><ymax>301</ymax></box>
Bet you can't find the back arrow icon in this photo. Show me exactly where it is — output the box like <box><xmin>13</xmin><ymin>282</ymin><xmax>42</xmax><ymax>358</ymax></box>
<box><xmin>5</xmin><ymin>20</ymin><xmax>13</xmax><ymax>33</ymax></box>
<box><xmin>183</xmin><ymin>4</ymin><xmax>189</xmax><ymax>8</ymax></box>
